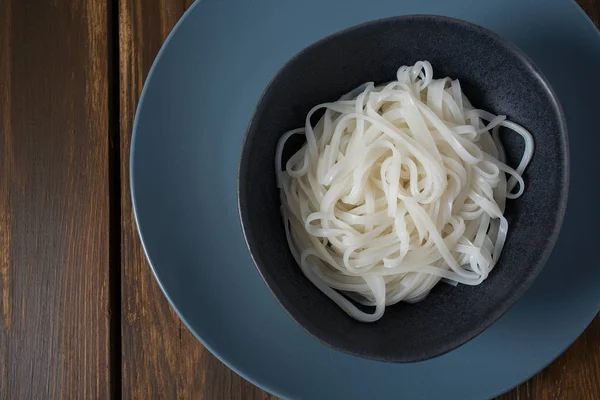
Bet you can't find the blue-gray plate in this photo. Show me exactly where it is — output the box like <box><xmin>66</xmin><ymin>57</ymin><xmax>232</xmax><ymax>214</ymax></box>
<box><xmin>131</xmin><ymin>0</ymin><xmax>600</xmax><ymax>398</ymax></box>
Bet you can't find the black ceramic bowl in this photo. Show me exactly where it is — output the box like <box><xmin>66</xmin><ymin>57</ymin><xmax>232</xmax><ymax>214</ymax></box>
<box><xmin>238</xmin><ymin>15</ymin><xmax>568</xmax><ymax>362</ymax></box>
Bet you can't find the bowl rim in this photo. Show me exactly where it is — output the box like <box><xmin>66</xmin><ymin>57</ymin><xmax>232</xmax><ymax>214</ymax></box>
<box><xmin>237</xmin><ymin>13</ymin><xmax>569</xmax><ymax>363</ymax></box>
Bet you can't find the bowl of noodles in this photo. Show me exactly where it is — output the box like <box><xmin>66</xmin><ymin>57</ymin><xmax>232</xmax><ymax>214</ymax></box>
<box><xmin>238</xmin><ymin>15</ymin><xmax>568</xmax><ymax>362</ymax></box>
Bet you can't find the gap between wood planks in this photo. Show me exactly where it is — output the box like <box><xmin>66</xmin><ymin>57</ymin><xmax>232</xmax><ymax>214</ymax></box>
<box><xmin>108</xmin><ymin>0</ymin><xmax>122</xmax><ymax>398</ymax></box>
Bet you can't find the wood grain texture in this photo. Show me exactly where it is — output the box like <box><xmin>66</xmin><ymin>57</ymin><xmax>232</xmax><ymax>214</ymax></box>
<box><xmin>0</xmin><ymin>0</ymin><xmax>112</xmax><ymax>399</ymax></box>
<box><xmin>119</xmin><ymin>1</ymin><xmax>600</xmax><ymax>399</ymax></box>
<box><xmin>578</xmin><ymin>0</ymin><xmax>600</xmax><ymax>25</ymax></box>
<box><xmin>119</xmin><ymin>1</ymin><xmax>277</xmax><ymax>398</ymax></box>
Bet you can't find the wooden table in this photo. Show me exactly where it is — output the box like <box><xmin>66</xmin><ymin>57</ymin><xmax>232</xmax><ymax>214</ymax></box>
<box><xmin>0</xmin><ymin>1</ymin><xmax>598</xmax><ymax>398</ymax></box>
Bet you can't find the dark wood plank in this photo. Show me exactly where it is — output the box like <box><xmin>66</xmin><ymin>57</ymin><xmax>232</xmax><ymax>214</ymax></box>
<box><xmin>0</xmin><ymin>0</ymin><xmax>112</xmax><ymax>398</ymax></box>
<box><xmin>120</xmin><ymin>0</ymin><xmax>600</xmax><ymax>399</ymax></box>
<box><xmin>578</xmin><ymin>0</ymin><xmax>600</xmax><ymax>25</ymax></box>
<box><xmin>119</xmin><ymin>1</ymin><xmax>277</xmax><ymax>398</ymax></box>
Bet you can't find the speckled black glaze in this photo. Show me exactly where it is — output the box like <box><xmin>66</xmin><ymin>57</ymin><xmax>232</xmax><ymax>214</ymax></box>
<box><xmin>238</xmin><ymin>15</ymin><xmax>568</xmax><ymax>363</ymax></box>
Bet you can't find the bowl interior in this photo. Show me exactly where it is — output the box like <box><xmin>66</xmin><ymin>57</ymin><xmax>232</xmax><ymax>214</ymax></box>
<box><xmin>238</xmin><ymin>15</ymin><xmax>567</xmax><ymax>362</ymax></box>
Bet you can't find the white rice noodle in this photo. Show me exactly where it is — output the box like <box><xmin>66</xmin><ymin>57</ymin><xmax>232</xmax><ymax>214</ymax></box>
<box><xmin>275</xmin><ymin>61</ymin><xmax>534</xmax><ymax>322</ymax></box>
